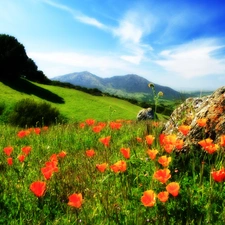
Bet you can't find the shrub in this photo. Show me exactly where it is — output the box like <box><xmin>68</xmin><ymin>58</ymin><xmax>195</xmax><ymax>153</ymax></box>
<box><xmin>8</xmin><ymin>98</ymin><xmax>65</xmax><ymax>127</ymax></box>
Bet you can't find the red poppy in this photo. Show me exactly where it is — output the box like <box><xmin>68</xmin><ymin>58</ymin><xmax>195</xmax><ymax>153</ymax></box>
<box><xmin>18</xmin><ymin>154</ymin><xmax>26</xmax><ymax>162</ymax></box>
<box><xmin>109</xmin><ymin>122</ymin><xmax>122</xmax><ymax>130</ymax></box>
<box><xmin>92</xmin><ymin>125</ymin><xmax>103</xmax><ymax>133</ymax></box>
<box><xmin>7</xmin><ymin>157</ymin><xmax>13</xmax><ymax>166</ymax></box>
<box><xmin>30</xmin><ymin>181</ymin><xmax>46</xmax><ymax>197</ymax></box>
<box><xmin>68</xmin><ymin>193</ymin><xmax>83</xmax><ymax>208</ymax></box>
<box><xmin>110</xmin><ymin>160</ymin><xmax>127</xmax><ymax>173</ymax></box>
<box><xmin>34</xmin><ymin>128</ymin><xmax>41</xmax><ymax>135</ymax></box>
<box><xmin>17</xmin><ymin>130</ymin><xmax>30</xmax><ymax>138</ymax></box>
<box><xmin>50</xmin><ymin>154</ymin><xmax>58</xmax><ymax>162</ymax></box>
<box><xmin>120</xmin><ymin>148</ymin><xmax>130</xmax><ymax>159</ymax></box>
<box><xmin>211</xmin><ymin>167</ymin><xmax>225</xmax><ymax>182</ymax></box>
<box><xmin>153</xmin><ymin>169</ymin><xmax>171</xmax><ymax>184</ymax></box>
<box><xmin>85</xmin><ymin>149</ymin><xmax>95</xmax><ymax>157</ymax></box>
<box><xmin>41</xmin><ymin>166</ymin><xmax>54</xmax><ymax>180</ymax></box>
<box><xmin>141</xmin><ymin>190</ymin><xmax>156</xmax><ymax>207</ymax></box>
<box><xmin>197</xmin><ymin>118</ymin><xmax>207</xmax><ymax>127</ymax></box>
<box><xmin>21</xmin><ymin>146</ymin><xmax>32</xmax><ymax>155</ymax></box>
<box><xmin>145</xmin><ymin>135</ymin><xmax>155</xmax><ymax>145</ymax></box>
<box><xmin>42</xmin><ymin>126</ymin><xmax>48</xmax><ymax>131</ymax></box>
<box><xmin>99</xmin><ymin>136</ymin><xmax>111</xmax><ymax>147</ymax></box>
<box><xmin>178</xmin><ymin>125</ymin><xmax>191</xmax><ymax>136</ymax></box>
<box><xmin>58</xmin><ymin>151</ymin><xmax>67</xmax><ymax>158</ymax></box>
<box><xmin>45</xmin><ymin>161</ymin><xmax>58</xmax><ymax>173</ymax></box>
<box><xmin>136</xmin><ymin>137</ymin><xmax>142</xmax><ymax>143</ymax></box>
<box><xmin>79</xmin><ymin>122</ymin><xmax>86</xmax><ymax>129</ymax></box>
<box><xmin>166</xmin><ymin>182</ymin><xmax>180</xmax><ymax>197</ymax></box>
<box><xmin>3</xmin><ymin>146</ymin><xmax>13</xmax><ymax>156</ymax></box>
<box><xmin>96</xmin><ymin>163</ymin><xmax>108</xmax><ymax>173</ymax></box>
<box><xmin>85</xmin><ymin>119</ymin><xmax>95</xmax><ymax>126</ymax></box>
<box><xmin>158</xmin><ymin>156</ymin><xmax>172</xmax><ymax>167</ymax></box>
<box><xmin>146</xmin><ymin>149</ymin><xmax>158</xmax><ymax>160</ymax></box>
<box><xmin>157</xmin><ymin>191</ymin><xmax>169</xmax><ymax>203</ymax></box>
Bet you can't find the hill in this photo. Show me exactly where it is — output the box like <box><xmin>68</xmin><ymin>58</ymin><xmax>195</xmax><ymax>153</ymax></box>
<box><xmin>52</xmin><ymin>71</ymin><xmax>182</xmax><ymax>101</ymax></box>
<box><xmin>0</xmin><ymin>79</ymin><xmax>142</xmax><ymax>124</ymax></box>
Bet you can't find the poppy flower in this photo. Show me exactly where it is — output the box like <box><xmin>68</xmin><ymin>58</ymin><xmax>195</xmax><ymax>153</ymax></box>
<box><xmin>99</xmin><ymin>136</ymin><xmax>111</xmax><ymax>147</ymax></box>
<box><xmin>85</xmin><ymin>149</ymin><xmax>95</xmax><ymax>157</ymax></box>
<box><xmin>17</xmin><ymin>130</ymin><xmax>30</xmax><ymax>138</ymax></box>
<box><xmin>157</xmin><ymin>191</ymin><xmax>169</xmax><ymax>203</ymax></box>
<box><xmin>3</xmin><ymin>146</ymin><xmax>13</xmax><ymax>156</ymax></box>
<box><xmin>198</xmin><ymin>138</ymin><xmax>218</xmax><ymax>154</ymax></box>
<box><xmin>18</xmin><ymin>154</ymin><xmax>26</xmax><ymax>162</ymax></box>
<box><xmin>145</xmin><ymin>135</ymin><xmax>155</xmax><ymax>145</ymax></box>
<box><xmin>120</xmin><ymin>148</ymin><xmax>130</xmax><ymax>159</ymax></box>
<box><xmin>158</xmin><ymin>156</ymin><xmax>172</xmax><ymax>167</ymax></box>
<box><xmin>146</xmin><ymin>149</ymin><xmax>158</xmax><ymax>160</ymax></box>
<box><xmin>58</xmin><ymin>151</ymin><xmax>67</xmax><ymax>158</ymax></box>
<box><xmin>45</xmin><ymin>161</ymin><xmax>58</xmax><ymax>173</ymax></box>
<box><xmin>153</xmin><ymin>169</ymin><xmax>171</xmax><ymax>184</ymax></box>
<box><xmin>163</xmin><ymin>144</ymin><xmax>174</xmax><ymax>154</ymax></box>
<box><xmin>211</xmin><ymin>168</ymin><xmax>225</xmax><ymax>182</ymax></box>
<box><xmin>50</xmin><ymin>154</ymin><xmax>58</xmax><ymax>162</ymax></box>
<box><xmin>162</xmin><ymin>134</ymin><xmax>177</xmax><ymax>146</ymax></box>
<box><xmin>110</xmin><ymin>160</ymin><xmax>127</xmax><ymax>173</ymax></box>
<box><xmin>97</xmin><ymin>122</ymin><xmax>106</xmax><ymax>128</ymax></box>
<box><xmin>41</xmin><ymin>166</ymin><xmax>54</xmax><ymax>180</ymax></box>
<box><xmin>141</xmin><ymin>190</ymin><xmax>156</xmax><ymax>207</ymax></box>
<box><xmin>42</xmin><ymin>126</ymin><xmax>48</xmax><ymax>131</ymax></box>
<box><xmin>96</xmin><ymin>163</ymin><xmax>108</xmax><ymax>173</ymax></box>
<box><xmin>30</xmin><ymin>181</ymin><xmax>46</xmax><ymax>197</ymax></box>
<box><xmin>136</xmin><ymin>137</ymin><xmax>142</xmax><ymax>142</ymax></box>
<box><xmin>166</xmin><ymin>182</ymin><xmax>180</xmax><ymax>197</ymax></box>
<box><xmin>79</xmin><ymin>122</ymin><xmax>85</xmax><ymax>129</ymax></box>
<box><xmin>68</xmin><ymin>193</ymin><xmax>83</xmax><ymax>208</ymax></box>
<box><xmin>109</xmin><ymin>122</ymin><xmax>122</xmax><ymax>130</ymax></box>
<box><xmin>34</xmin><ymin>128</ymin><xmax>41</xmax><ymax>135</ymax></box>
<box><xmin>197</xmin><ymin>118</ymin><xmax>207</xmax><ymax>127</ymax></box>
<box><xmin>178</xmin><ymin>125</ymin><xmax>191</xmax><ymax>136</ymax></box>
<box><xmin>21</xmin><ymin>146</ymin><xmax>32</xmax><ymax>156</ymax></box>
<box><xmin>220</xmin><ymin>135</ymin><xmax>225</xmax><ymax>147</ymax></box>
<box><xmin>85</xmin><ymin>119</ymin><xmax>95</xmax><ymax>126</ymax></box>
<box><xmin>175</xmin><ymin>139</ymin><xmax>184</xmax><ymax>150</ymax></box>
<box><xmin>92</xmin><ymin>125</ymin><xmax>103</xmax><ymax>133</ymax></box>
<box><xmin>7</xmin><ymin>157</ymin><xmax>13</xmax><ymax>166</ymax></box>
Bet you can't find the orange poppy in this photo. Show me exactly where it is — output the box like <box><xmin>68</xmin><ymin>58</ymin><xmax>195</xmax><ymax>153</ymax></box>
<box><xmin>153</xmin><ymin>169</ymin><xmax>171</xmax><ymax>184</ymax></box>
<box><xmin>3</xmin><ymin>146</ymin><xmax>13</xmax><ymax>156</ymax></box>
<box><xmin>21</xmin><ymin>146</ymin><xmax>32</xmax><ymax>156</ymax></box>
<box><xmin>145</xmin><ymin>135</ymin><xmax>155</xmax><ymax>145</ymax></box>
<box><xmin>205</xmin><ymin>143</ymin><xmax>218</xmax><ymax>154</ymax></box>
<box><xmin>17</xmin><ymin>130</ymin><xmax>30</xmax><ymax>138</ymax></box>
<box><xmin>157</xmin><ymin>191</ymin><xmax>169</xmax><ymax>203</ymax></box>
<box><xmin>99</xmin><ymin>136</ymin><xmax>111</xmax><ymax>147</ymax></box>
<box><xmin>175</xmin><ymin>139</ymin><xmax>184</xmax><ymax>150</ymax></box>
<box><xmin>79</xmin><ymin>122</ymin><xmax>86</xmax><ymax>129</ymax></box>
<box><xmin>85</xmin><ymin>119</ymin><xmax>95</xmax><ymax>126</ymax></box>
<box><xmin>7</xmin><ymin>157</ymin><xmax>13</xmax><ymax>166</ymax></box>
<box><xmin>110</xmin><ymin>160</ymin><xmax>127</xmax><ymax>173</ymax></box>
<box><xmin>18</xmin><ymin>154</ymin><xmax>26</xmax><ymax>162</ymax></box>
<box><xmin>50</xmin><ymin>154</ymin><xmax>58</xmax><ymax>163</ymax></box>
<box><xmin>110</xmin><ymin>121</ymin><xmax>122</xmax><ymax>130</ymax></box>
<box><xmin>178</xmin><ymin>125</ymin><xmax>191</xmax><ymax>136</ymax></box>
<box><xmin>220</xmin><ymin>135</ymin><xmax>225</xmax><ymax>147</ymax></box>
<box><xmin>92</xmin><ymin>125</ymin><xmax>103</xmax><ymax>133</ymax></box>
<box><xmin>146</xmin><ymin>149</ymin><xmax>158</xmax><ymax>160</ymax></box>
<box><xmin>211</xmin><ymin>168</ymin><xmax>225</xmax><ymax>182</ymax></box>
<box><xmin>42</xmin><ymin>126</ymin><xmax>48</xmax><ymax>131</ymax></box>
<box><xmin>158</xmin><ymin>156</ymin><xmax>172</xmax><ymax>167</ymax></box>
<box><xmin>197</xmin><ymin>118</ymin><xmax>207</xmax><ymax>127</ymax></box>
<box><xmin>34</xmin><ymin>128</ymin><xmax>41</xmax><ymax>135</ymax></box>
<box><xmin>58</xmin><ymin>151</ymin><xmax>67</xmax><ymax>158</ymax></box>
<box><xmin>96</xmin><ymin>163</ymin><xmax>108</xmax><ymax>173</ymax></box>
<box><xmin>68</xmin><ymin>193</ymin><xmax>83</xmax><ymax>208</ymax></box>
<box><xmin>41</xmin><ymin>166</ymin><xmax>54</xmax><ymax>180</ymax></box>
<box><xmin>120</xmin><ymin>148</ymin><xmax>130</xmax><ymax>159</ymax></box>
<box><xmin>166</xmin><ymin>182</ymin><xmax>180</xmax><ymax>197</ymax></box>
<box><xmin>198</xmin><ymin>138</ymin><xmax>213</xmax><ymax>148</ymax></box>
<box><xmin>141</xmin><ymin>190</ymin><xmax>156</xmax><ymax>207</ymax></box>
<box><xmin>45</xmin><ymin>161</ymin><xmax>58</xmax><ymax>173</ymax></box>
<box><xmin>136</xmin><ymin>137</ymin><xmax>142</xmax><ymax>143</ymax></box>
<box><xmin>86</xmin><ymin>149</ymin><xmax>95</xmax><ymax>157</ymax></box>
<box><xmin>163</xmin><ymin>144</ymin><xmax>174</xmax><ymax>154</ymax></box>
<box><xmin>30</xmin><ymin>181</ymin><xmax>46</xmax><ymax>197</ymax></box>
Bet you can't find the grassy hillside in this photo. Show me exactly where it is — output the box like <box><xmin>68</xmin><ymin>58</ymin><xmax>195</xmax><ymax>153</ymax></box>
<box><xmin>0</xmin><ymin>80</ymin><xmax>142</xmax><ymax>123</ymax></box>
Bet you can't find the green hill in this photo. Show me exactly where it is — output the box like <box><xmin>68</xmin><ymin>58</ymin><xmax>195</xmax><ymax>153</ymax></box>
<box><xmin>0</xmin><ymin>80</ymin><xmax>142</xmax><ymax>123</ymax></box>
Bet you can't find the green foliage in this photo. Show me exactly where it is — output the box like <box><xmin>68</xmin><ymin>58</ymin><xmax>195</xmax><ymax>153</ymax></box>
<box><xmin>8</xmin><ymin>98</ymin><xmax>65</xmax><ymax>127</ymax></box>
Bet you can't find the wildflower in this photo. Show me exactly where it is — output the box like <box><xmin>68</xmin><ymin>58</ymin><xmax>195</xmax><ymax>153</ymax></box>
<box><xmin>110</xmin><ymin>160</ymin><xmax>127</xmax><ymax>173</ymax></box>
<box><xmin>18</xmin><ymin>154</ymin><xmax>26</xmax><ymax>162</ymax></box>
<box><xmin>92</xmin><ymin>125</ymin><xmax>103</xmax><ymax>133</ymax></box>
<box><xmin>68</xmin><ymin>193</ymin><xmax>83</xmax><ymax>208</ymax></box>
<box><xmin>58</xmin><ymin>151</ymin><xmax>67</xmax><ymax>158</ymax></box>
<box><xmin>157</xmin><ymin>191</ymin><xmax>169</xmax><ymax>203</ymax></box>
<box><xmin>161</xmin><ymin>134</ymin><xmax>177</xmax><ymax>146</ymax></box>
<box><xmin>99</xmin><ymin>136</ymin><xmax>111</xmax><ymax>147</ymax></box>
<box><xmin>197</xmin><ymin>118</ymin><xmax>207</xmax><ymax>127</ymax></box>
<box><xmin>3</xmin><ymin>146</ymin><xmax>13</xmax><ymax>156</ymax></box>
<box><xmin>141</xmin><ymin>190</ymin><xmax>156</xmax><ymax>207</ymax></box>
<box><xmin>205</xmin><ymin>143</ymin><xmax>218</xmax><ymax>154</ymax></box>
<box><xmin>110</xmin><ymin>121</ymin><xmax>122</xmax><ymax>130</ymax></box>
<box><xmin>166</xmin><ymin>182</ymin><xmax>180</xmax><ymax>197</ymax></box>
<box><xmin>211</xmin><ymin>168</ymin><xmax>225</xmax><ymax>182</ymax></box>
<box><xmin>158</xmin><ymin>91</ymin><xmax>164</xmax><ymax>97</ymax></box>
<box><xmin>120</xmin><ymin>147</ymin><xmax>130</xmax><ymax>159</ymax></box>
<box><xmin>30</xmin><ymin>181</ymin><xmax>46</xmax><ymax>197</ymax></box>
<box><xmin>85</xmin><ymin>119</ymin><xmax>95</xmax><ymax>126</ymax></box>
<box><xmin>146</xmin><ymin>149</ymin><xmax>158</xmax><ymax>160</ymax></box>
<box><xmin>41</xmin><ymin>166</ymin><xmax>54</xmax><ymax>180</ymax></box>
<box><xmin>34</xmin><ymin>128</ymin><xmax>41</xmax><ymax>135</ymax></box>
<box><xmin>96</xmin><ymin>163</ymin><xmax>108</xmax><ymax>173</ymax></box>
<box><xmin>50</xmin><ymin>154</ymin><xmax>58</xmax><ymax>162</ymax></box>
<box><xmin>148</xmin><ymin>83</ymin><xmax>154</xmax><ymax>88</ymax></box>
<box><xmin>163</xmin><ymin>144</ymin><xmax>174</xmax><ymax>154</ymax></box>
<box><xmin>79</xmin><ymin>122</ymin><xmax>85</xmax><ymax>129</ymax></box>
<box><xmin>153</xmin><ymin>169</ymin><xmax>171</xmax><ymax>184</ymax></box>
<box><xmin>175</xmin><ymin>139</ymin><xmax>184</xmax><ymax>150</ymax></box>
<box><xmin>158</xmin><ymin>156</ymin><xmax>172</xmax><ymax>167</ymax></box>
<box><xmin>220</xmin><ymin>135</ymin><xmax>225</xmax><ymax>147</ymax></box>
<box><xmin>17</xmin><ymin>130</ymin><xmax>30</xmax><ymax>138</ymax></box>
<box><xmin>7</xmin><ymin>157</ymin><xmax>13</xmax><ymax>166</ymax></box>
<box><xmin>198</xmin><ymin>138</ymin><xmax>213</xmax><ymax>148</ymax></box>
<box><xmin>21</xmin><ymin>146</ymin><xmax>32</xmax><ymax>156</ymax></box>
<box><xmin>198</xmin><ymin>138</ymin><xmax>218</xmax><ymax>154</ymax></box>
<box><xmin>97</xmin><ymin>122</ymin><xmax>106</xmax><ymax>128</ymax></box>
<box><xmin>145</xmin><ymin>135</ymin><xmax>155</xmax><ymax>145</ymax></box>
<box><xmin>178</xmin><ymin>125</ymin><xmax>191</xmax><ymax>136</ymax></box>
<box><xmin>45</xmin><ymin>161</ymin><xmax>58</xmax><ymax>173</ymax></box>
<box><xmin>136</xmin><ymin>137</ymin><xmax>142</xmax><ymax>142</ymax></box>
<box><xmin>42</xmin><ymin>126</ymin><xmax>48</xmax><ymax>131</ymax></box>
<box><xmin>85</xmin><ymin>149</ymin><xmax>95</xmax><ymax>157</ymax></box>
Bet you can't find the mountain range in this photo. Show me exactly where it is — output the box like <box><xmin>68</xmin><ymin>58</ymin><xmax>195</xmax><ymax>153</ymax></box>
<box><xmin>51</xmin><ymin>71</ymin><xmax>182</xmax><ymax>101</ymax></box>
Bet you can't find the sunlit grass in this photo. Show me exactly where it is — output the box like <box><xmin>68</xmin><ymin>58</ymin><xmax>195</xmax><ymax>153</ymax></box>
<box><xmin>0</xmin><ymin>119</ymin><xmax>225</xmax><ymax>224</ymax></box>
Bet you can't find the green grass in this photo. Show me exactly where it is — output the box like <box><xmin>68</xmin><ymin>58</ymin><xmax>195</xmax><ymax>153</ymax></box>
<box><xmin>0</xmin><ymin>80</ymin><xmax>142</xmax><ymax>123</ymax></box>
<box><xmin>0</xmin><ymin>120</ymin><xmax>225</xmax><ymax>224</ymax></box>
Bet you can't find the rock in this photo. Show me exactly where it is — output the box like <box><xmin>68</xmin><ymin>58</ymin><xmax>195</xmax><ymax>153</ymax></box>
<box><xmin>162</xmin><ymin>86</ymin><xmax>225</xmax><ymax>149</ymax></box>
<box><xmin>137</xmin><ymin>108</ymin><xmax>154</xmax><ymax>121</ymax></box>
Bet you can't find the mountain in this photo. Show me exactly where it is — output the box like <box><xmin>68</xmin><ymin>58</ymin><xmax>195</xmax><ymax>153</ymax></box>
<box><xmin>52</xmin><ymin>71</ymin><xmax>182</xmax><ymax>100</ymax></box>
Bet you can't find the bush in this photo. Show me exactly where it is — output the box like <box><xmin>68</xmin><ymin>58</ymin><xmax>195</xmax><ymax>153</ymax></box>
<box><xmin>8</xmin><ymin>98</ymin><xmax>65</xmax><ymax>127</ymax></box>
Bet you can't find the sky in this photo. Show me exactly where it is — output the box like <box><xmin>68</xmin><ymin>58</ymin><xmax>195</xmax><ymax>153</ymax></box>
<box><xmin>1</xmin><ymin>0</ymin><xmax>225</xmax><ymax>91</ymax></box>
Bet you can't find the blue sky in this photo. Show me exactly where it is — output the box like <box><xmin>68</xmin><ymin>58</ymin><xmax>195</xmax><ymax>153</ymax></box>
<box><xmin>1</xmin><ymin>0</ymin><xmax>225</xmax><ymax>91</ymax></box>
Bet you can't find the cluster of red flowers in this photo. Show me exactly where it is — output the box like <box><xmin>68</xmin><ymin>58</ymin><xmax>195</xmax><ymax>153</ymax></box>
<box><xmin>17</xmin><ymin>126</ymin><xmax>48</xmax><ymax>138</ymax></box>
<box><xmin>211</xmin><ymin>167</ymin><xmax>225</xmax><ymax>182</ymax></box>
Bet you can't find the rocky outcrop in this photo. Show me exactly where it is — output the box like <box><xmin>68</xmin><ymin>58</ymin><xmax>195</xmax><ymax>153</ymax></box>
<box><xmin>163</xmin><ymin>86</ymin><xmax>225</xmax><ymax>148</ymax></box>
<box><xmin>137</xmin><ymin>108</ymin><xmax>154</xmax><ymax>121</ymax></box>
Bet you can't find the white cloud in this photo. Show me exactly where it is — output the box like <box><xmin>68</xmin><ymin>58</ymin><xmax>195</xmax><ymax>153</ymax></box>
<box><xmin>155</xmin><ymin>39</ymin><xmax>225</xmax><ymax>78</ymax></box>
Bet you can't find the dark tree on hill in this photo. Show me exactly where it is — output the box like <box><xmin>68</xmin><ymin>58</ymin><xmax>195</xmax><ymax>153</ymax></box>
<box><xmin>0</xmin><ymin>34</ymin><xmax>51</xmax><ymax>84</ymax></box>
